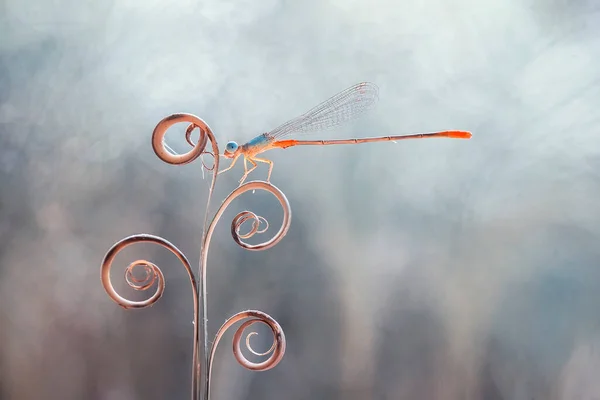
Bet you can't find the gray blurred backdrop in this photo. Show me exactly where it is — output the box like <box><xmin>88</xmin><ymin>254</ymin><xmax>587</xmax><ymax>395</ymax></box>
<box><xmin>1</xmin><ymin>0</ymin><xmax>600</xmax><ymax>399</ymax></box>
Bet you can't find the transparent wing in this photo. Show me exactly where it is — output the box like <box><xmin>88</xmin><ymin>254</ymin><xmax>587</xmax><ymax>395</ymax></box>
<box><xmin>267</xmin><ymin>82</ymin><xmax>379</xmax><ymax>139</ymax></box>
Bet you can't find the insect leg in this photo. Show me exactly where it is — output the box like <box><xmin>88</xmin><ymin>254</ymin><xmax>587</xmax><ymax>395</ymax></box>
<box><xmin>218</xmin><ymin>154</ymin><xmax>240</xmax><ymax>175</ymax></box>
<box><xmin>239</xmin><ymin>157</ymin><xmax>257</xmax><ymax>185</ymax></box>
<box><xmin>252</xmin><ymin>157</ymin><xmax>274</xmax><ymax>183</ymax></box>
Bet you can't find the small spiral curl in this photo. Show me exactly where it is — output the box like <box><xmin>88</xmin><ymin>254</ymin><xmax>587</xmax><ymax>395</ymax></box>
<box><xmin>151</xmin><ymin>113</ymin><xmax>219</xmax><ymax>173</ymax></box>
<box><xmin>209</xmin><ymin>310</ymin><xmax>285</xmax><ymax>377</ymax></box>
<box><xmin>124</xmin><ymin>260</ymin><xmax>158</xmax><ymax>291</ymax></box>
<box><xmin>101</xmin><ymin>234</ymin><xmax>196</xmax><ymax>309</ymax></box>
<box><xmin>202</xmin><ymin>181</ymin><xmax>291</xmax><ymax>255</ymax></box>
<box><xmin>232</xmin><ymin>316</ymin><xmax>284</xmax><ymax>370</ymax></box>
<box><xmin>232</xmin><ymin>212</ymin><xmax>269</xmax><ymax>239</ymax></box>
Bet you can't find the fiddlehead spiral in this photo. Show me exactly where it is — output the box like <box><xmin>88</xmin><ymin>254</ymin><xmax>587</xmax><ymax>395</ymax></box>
<box><xmin>219</xmin><ymin>310</ymin><xmax>285</xmax><ymax>370</ymax></box>
<box><xmin>100</xmin><ymin>234</ymin><xmax>202</xmax><ymax>398</ymax></box>
<box><xmin>152</xmin><ymin>114</ymin><xmax>216</xmax><ymax>169</ymax></box>
<box><xmin>206</xmin><ymin>311</ymin><xmax>286</xmax><ymax>397</ymax></box>
<box><xmin>101</xmin><ymin>234</ymin><xmax>197</xmax><ymax>309</ymax></box>
<box><xmin>206</xmin><ymin>180</ymin><xmax>291</xmax><ymax>253</ymax></box>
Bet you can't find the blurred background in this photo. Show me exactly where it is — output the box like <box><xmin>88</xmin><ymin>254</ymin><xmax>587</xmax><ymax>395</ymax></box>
<box><xmin>1</xmin><ymin>0</ymin><xmax>600</xmax><ymax>399</ymax></box>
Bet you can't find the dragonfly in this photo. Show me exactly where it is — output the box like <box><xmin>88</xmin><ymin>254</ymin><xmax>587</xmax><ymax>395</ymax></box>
<box><xmin>218</xmin><ymin>82</ymin><xmax>472</xmax><ymax>185</ymax></box>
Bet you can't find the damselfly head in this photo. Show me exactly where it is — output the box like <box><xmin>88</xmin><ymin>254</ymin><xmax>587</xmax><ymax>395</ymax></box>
<box><xmin>223</xmin><ymin>141</ymin><xmax>239</xmax><ymax>158</ymax></box>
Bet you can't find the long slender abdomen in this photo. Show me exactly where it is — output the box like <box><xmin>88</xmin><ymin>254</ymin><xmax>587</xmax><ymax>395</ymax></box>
<box><xmin>273</xmin><ymin>131</ymin><xmax>471</xmax><ymax>149</ymax></box>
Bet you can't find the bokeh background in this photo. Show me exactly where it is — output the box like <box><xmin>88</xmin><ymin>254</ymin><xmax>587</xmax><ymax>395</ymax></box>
<box><xmin>2</xmin><ymin>0</ymin><xmax>600</xmax><ymax>399</ymax></box>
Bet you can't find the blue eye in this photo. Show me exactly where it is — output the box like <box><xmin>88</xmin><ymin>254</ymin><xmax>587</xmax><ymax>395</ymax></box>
<box><xmin>226</xmin><ymin>141</ymin><xmax>238</xmax><ymax>152</ymax></box>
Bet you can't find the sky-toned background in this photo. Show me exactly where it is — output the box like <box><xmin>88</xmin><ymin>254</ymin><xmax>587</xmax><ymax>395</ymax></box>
<box><xmin>1</xmin><ymin>0</ymin><xmax>600</xmax><ymax>399</ymax></box>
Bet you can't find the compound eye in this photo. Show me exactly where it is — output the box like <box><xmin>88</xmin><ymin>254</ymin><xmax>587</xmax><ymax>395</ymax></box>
<box><xmin>226</xmin><ymin>142</ymin><xmax>238</xmax><ymax>152</ymax></box>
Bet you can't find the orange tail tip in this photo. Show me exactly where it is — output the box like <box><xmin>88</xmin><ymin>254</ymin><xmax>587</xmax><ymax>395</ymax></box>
<box><xmin>447</xmin><ymin>130</ymin><xmax>472</xmax><ymax>139</ymax></box>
